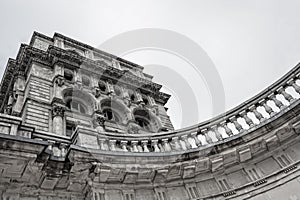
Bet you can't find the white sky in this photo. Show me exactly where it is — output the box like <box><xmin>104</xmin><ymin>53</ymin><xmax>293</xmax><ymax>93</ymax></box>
<box><xmin>1</xmin><ymin>0</ymin><xmax>300</xmax><ymax>129</ymax></box>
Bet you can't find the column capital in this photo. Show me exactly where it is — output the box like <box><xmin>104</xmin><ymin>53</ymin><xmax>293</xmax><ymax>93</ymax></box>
<box><xmin>52</xmin><ymin>104</ymin><xmax>65</xmax><ymax>118</ymax></box>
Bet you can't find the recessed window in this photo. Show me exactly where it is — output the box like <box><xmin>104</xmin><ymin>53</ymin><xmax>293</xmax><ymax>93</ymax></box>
<box><xmin>142</xmin><ymin>96</ymin><xmax>149</xmax><ymax>105</ymax></box>
<box><xmin>135</xmin><ymin>117</ymin><xmax>150</xmax><ymax>131</ymax></box>
<box><xmin>66</xmin><ymin>100</ymin><xmax>86</xmax><ymax>114</ymax></box>
<box><xmin>98</xmin><ymin>81</ymin><xmax>107</xmax><ymax>92</ymax></box>
<box><xmin>66</xmin><ymin>122</ymin><xmax>76</xmax><ymax>136</ymax></box>
<box><xmin>103</xmin><ymin>109</ymin><xmax>121</xmax><ymax>123</ymax></box>
<box><xmin>64</xmin><ymin>69</ymin><xmax>73</xmax><ymax>81</ymax></box>
<box><xmin>130</xmin><ymin>94</ymin><xmax>136</xmax><ymax>101</ymax></box>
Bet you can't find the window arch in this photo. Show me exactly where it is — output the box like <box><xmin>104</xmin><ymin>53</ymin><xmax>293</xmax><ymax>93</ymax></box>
<box><xmin>133</xmin><ymin>108</ymin><xmax>162</xmax><ymax>132</ymax></box>
<box><xmin>103</xmin><ymin>108</ymin><xmax>121</xmax><ymax>123</ymax></box>
<box><xmin>62</xmin><ymin>88</ymin><xmax>96</xmax><ymax>116</ymax></box>
<box><xmin>64</xmin><ymin>68</ymin><xmax>74</xmax><ymax>81</ymax></box>
<box><xmin>135</xmin><ymin>116</ymin><xmax>151</xmax><ymax>131</ymax></box>
<box><xmin>66</xmin><ymin>100</ymin><xmax>87</xmax><ymax>114</ymax></box>
<box><xmin>100</xmin><ymin>98</ymin><xmax>130</xmax><ymax>125</ymax></box>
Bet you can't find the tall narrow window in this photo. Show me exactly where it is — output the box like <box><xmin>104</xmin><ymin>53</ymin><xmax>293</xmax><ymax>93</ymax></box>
<box><xmin>64</xmin><ymin>68</ymin><xmax>74</xmax><ymax>81</ymax></box>
<box><xmin>66</xmin><ymin>122</ymin><xmax>76</xmax><ymax>136</ymax></box>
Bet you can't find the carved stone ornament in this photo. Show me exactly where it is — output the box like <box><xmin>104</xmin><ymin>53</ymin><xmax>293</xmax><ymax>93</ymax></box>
<box><xmin>93</xmin><ymin>114</ymin><xmax>106</xmax><ymax>127</ymax></box>
<box><xmin>52</xmin><ymin>105</ymin><xmax>65</xmax><ymax>118</ymax></box>
<box><xmin>127</xmin><ymin>122</ymin><xmax>141</xmax><ymax>134</ymax></box>
<box><xmin>4</xmin><ymin>105</ymin><xmax>12</xmax><ymax>115</ymax></box>
<box><xmin>55</xmin><ymin>76</ymin><xmax>65</xmax><ymax>87</ymax></box>
<box><xmin>93</xmin><ymin>88</ymin><xmax>101</xmax><ymax>98</ymax></box>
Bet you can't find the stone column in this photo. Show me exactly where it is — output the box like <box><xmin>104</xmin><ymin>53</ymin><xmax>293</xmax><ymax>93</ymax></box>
<box><xmin>52</xmin><ymin>104</ymin><xmax>65</xmax><ymax>136</ymax></box>
<box><xmin>52</xmin><ymin>63</ymin><xmax>65</xmax><ymax>103</ymax></box>
<box><xmin>12</xmin><ymin>71</ymin><xmax>25</xmax><ymax>116</ymax></box>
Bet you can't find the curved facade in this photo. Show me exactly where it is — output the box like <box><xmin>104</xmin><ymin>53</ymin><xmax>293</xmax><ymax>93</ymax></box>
<box><xmin>0</xmin><ymin>32</ymin><xmax>300</xmax><ymax>199</ymax></box>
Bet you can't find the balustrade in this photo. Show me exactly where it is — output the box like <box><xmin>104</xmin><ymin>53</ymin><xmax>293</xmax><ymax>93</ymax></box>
<box><xmin>10</xmin><ymin>67</ymin><xmax>299</xmax><ymax>154</ymax></box>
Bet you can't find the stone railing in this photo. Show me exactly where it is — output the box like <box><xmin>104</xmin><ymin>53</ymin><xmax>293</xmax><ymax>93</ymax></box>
<box><xmin>73</xmin><ymin>63</ymin><xmax>300</xmax><ymax>153</ymax></box>
<box><xmin>2</xmin><ymin>64</ymin><xmax>300</xmax><ymax>155</ymax></box>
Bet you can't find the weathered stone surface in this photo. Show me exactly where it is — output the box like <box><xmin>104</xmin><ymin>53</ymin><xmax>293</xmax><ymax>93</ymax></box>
<box><xmin>0</xmin><ymin>31</ymin><xmax>300</xmax><ymax>200</ymax></box>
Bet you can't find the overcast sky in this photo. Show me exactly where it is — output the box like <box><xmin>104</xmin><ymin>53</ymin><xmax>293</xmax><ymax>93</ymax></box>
<box><xmin>1</xmin><ymin>0</ymin><xmax>300</xmax><ymax>129</ymax></box>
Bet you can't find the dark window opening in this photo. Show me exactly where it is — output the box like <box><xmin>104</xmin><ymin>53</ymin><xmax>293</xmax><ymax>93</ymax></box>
<box><xmin>66</xmin><ymin>122</ymin><xmax>76</xmax><ymax>136</ymax></box>
<box><xmin>136</xmin><ymin>117</ymin><xmax>150</xmax><ymax>131</ymax></box>
<box><xmin>64</xmin><ymin>69</ymin><xmax>73</xmax><ymax>81</ymax></box>
<box><xmin>99</xmin><ymin>81</ymin><xmax>107</xmax><ymax>92</ymax></box>
<box><xmin>130</xmin><ymin>94</ymin><xmax>136</xmax><ymax>101</ymax></box>
<box><xmin>142</xmin><ymin>97</ymin><xmax>149</xmax><ymax>105</ymax></box>
<box><xmin>103</xmin><ymin>109</ymin><xmax>120</xmax><ymax>123</ymax></box>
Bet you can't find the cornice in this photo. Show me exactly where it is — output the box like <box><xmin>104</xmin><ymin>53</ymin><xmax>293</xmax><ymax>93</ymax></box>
<box><xmin>53</xmin><ymin>32</ymin><xmax>144</xmax><ymax>70</ymax></box>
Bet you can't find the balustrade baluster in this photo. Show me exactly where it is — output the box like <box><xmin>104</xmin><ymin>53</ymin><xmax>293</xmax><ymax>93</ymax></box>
<box><xmin>203</xmin><ymin>129</ymin><xmax>213</xmax><ymax>144</ymax></box>
<box><xmin>171</xmin><ymin>137</ymin><xmax>182</xmax><ymax>150</ymax></box>
<box><xmin>232</xmin><ymin>117</ymin><xmax>243</xmax><ymax>132</ymax></box>
<box><xmin>137</xmin><ymin>145</ymin><xmax>143</xmax><ymax>152</ymax></box>
<box><xmin>158</xmin><ymin>143</ymin><xmax>165</xmax><ymax>152</ymax></box>
<box><xmin>279</xmin><ymin>87</ymin><xmax>294</xmax><ymax>103</ymax></box>
<box><xmin>109</xmin><ymin>140</ymin><xmax>116</xmax><ymax>151</ymax></box>
<box><xmin>131</xmin><ymin>141</ymin><xmax>139</xmax><ymax>152</ymax></box>
<box><xmin>250</xmin><ymin>106</ymin><xmax>264</xmax><ymax>122</ymax></box>
<box><xmin>161</xmin><ymin>139</ymin><xmax>171</xmax><ymax>152</ymax></box>
<box><xmin>98</xmin><ymin>138</ymin><xmax>106</xmax><ymax>150</ymax></box>
<box><xmin>241</xmin><ymin>111</ymin><xmax>254</xmax><ymax>127</ymax></box>
<box><xmin>181</xmin><ymin>135</ymin><xmax>192</xmax><ymax>149</ymax></box>
<box><xmin>191</xmin><ymin>132</ymin><xmax>202</xmax><ymax>147</ymax></box>
<box><xmin>141</xmin><ymin>140</ymin><xmax>150</xmax><ymax>152</ymax></box>
<box><xmin>152</xmin><ymin>140</ymin><xmax>160</xmax><ymax>152</ymax></box>
<box><xmin>212</xmin><ymin>126</ymin><xmax>223</xmax><ymax>141</ymax></box>
<box><xmin>222</xmin><ymin>122</ymin><xmax>233</xmax><ymax>136</ymax></box>
<box><xmin>120</xmin><ymin>141</ymin><xmax>128</xmax><ymax>152</ymax></box>
<box><xmin>262</xmin><ymin>99</ymin><xmax>275</xmax><ymax>116</ymax></box>
<box><xmin>289</xmin><ymin>79</ymin><xmax>300</xmax><ymax>94</ymax></box>
<box><xmin>270</xmin><ymin>94</ymin><xmax>285</xmax><ymax>109</ymax></box>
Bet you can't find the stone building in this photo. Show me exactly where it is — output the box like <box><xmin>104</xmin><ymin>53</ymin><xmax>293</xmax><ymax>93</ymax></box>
<box><xmin>0</xmin><ymin>32</ymin><xmax>300</xmax><ymax>199</ymax></box>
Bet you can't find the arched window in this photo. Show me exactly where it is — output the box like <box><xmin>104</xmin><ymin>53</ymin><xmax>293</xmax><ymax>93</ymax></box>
<box><xmin>100</xmin><ymin>98</ymin><xmax>130</xmax><ymax>125</ymax></box>
<box><xmin>133</xmin><ymin>109</ymin><xmax>153</xmax><ymax>132</ymax></box>
<box><xmin>135</xmin><ymin>117</ymin><xmax>151</xmax><ymax>131</ymax></box>
<box><xmin>66</xmin><ymin>100</ymin><xmax>86</xmax><ymax>114</ymax></box>
<box><xmin>64</xmin><ymin>68</ymin><xmax>74</xmax><ymax>81</ymax></box>
<box><xmin>98</xmin><ymin>81</ymin><xmax>107</xmax><ymax>92</ymax></box>
<box><xmin>103</xmin><ymin>109</ymin><xmax>121</xmax><ymax>123</ymax></box>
